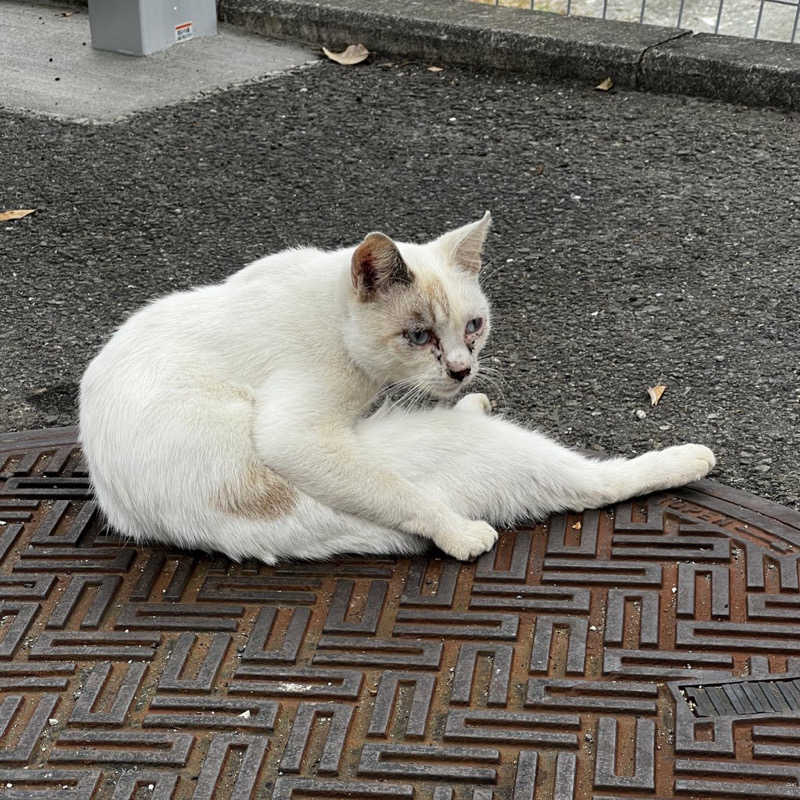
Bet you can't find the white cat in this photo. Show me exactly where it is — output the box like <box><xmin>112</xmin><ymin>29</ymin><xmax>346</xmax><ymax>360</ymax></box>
<box><xmin>79</xmin><ymin>213</ymin><xmax>715</xmax><ymax>563</ymax></box>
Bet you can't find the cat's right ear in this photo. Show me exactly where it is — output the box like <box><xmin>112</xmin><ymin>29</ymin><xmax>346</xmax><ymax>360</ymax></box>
<box><xmin>351</xmin><ymin>232</ymin><xmax>412</xmax><ymax>301</ymax></box>
<box><xmin>437</xmin><ymin>211</ymin><xmax>492</xmax><ymax>274</ymax></box>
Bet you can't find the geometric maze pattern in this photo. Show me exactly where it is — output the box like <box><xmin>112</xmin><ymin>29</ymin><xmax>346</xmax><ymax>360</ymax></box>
<box><xmin>1</xmin><ymin>426</ymin><xmax>800</xmax><ymax>798</ymax></box>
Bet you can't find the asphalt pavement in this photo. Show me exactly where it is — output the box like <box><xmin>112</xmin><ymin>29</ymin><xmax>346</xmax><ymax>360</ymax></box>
<box><xmin>1</xmin><ymin>45</ymin><xmax>799</xmax><ymax>508</ymax></box>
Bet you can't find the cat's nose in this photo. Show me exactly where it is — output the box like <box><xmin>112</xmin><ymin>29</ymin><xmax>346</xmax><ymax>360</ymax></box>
<box><xmin>447</xmin><ymin>366</ymin><xmax>471</xmax><ymax>382</ymax></box>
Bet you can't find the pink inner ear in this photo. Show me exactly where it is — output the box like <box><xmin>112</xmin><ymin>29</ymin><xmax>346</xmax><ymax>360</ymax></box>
<box><xmin>442</xmin><ymin>213</ymin><xmax>491</xmax><ymax>273</ymax></box>
<box><xmin>456</xmin><ymin>240</ymin><xmax>483</xmax><ymax>272</ymax></box>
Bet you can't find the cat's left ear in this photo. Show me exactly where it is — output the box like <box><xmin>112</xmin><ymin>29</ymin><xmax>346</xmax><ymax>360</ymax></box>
<box><xmin>437</xmin><ymin>211</ymin><xmax>492</xmax><ymax>274</ymax></box>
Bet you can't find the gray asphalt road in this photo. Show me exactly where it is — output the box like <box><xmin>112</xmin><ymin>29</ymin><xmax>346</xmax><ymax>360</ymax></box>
<box><xmin>1</xmin><ymin>58</ymin><xmax>798</xmax><ymax>509</ymax></box>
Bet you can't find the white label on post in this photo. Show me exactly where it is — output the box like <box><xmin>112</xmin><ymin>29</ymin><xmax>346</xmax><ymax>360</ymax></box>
<box><xmin>175</xmin><ymin>22</ymin><xmax>193</xmax><ymax>43</ymax></box>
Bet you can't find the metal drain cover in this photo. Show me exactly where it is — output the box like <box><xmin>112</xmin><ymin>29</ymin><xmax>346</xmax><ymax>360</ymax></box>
<box><xmin>1</xmin><ymin>426</ymin><xmax>800</xmax><ymax>799</ymax></box>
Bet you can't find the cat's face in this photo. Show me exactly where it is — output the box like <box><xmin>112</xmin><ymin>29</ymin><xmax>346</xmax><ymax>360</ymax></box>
<box><xmin>347</xmin><ymin>213</ymin><xmax>492</xmax><ymax>400</ymax></box>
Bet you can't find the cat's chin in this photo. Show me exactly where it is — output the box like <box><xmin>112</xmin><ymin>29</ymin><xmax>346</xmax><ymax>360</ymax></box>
<box><xmin>431</xmin><ymin>383</ymin><xmax>471</xmax><ymax>401</ymax></box>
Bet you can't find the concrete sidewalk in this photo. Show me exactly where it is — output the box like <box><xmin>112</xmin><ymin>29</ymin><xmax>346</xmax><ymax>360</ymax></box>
<box><xmin>0</xmin><ymin>1</ymin><xmax>314</xmax><ymax>122</ymax></box>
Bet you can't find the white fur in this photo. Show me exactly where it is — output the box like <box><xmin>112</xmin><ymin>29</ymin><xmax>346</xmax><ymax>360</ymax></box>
<box><xmin>79</xmin><ymin>215</ymin><xmax>715</xmax><ymax>563</ymax></box>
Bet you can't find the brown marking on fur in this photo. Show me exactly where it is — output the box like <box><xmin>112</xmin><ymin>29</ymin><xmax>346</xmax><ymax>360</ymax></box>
<box><xmin>415</xmin><ymin>275</ymin><xmax>451</xmax><ymax>321</ymax></box>
<box><xmin>406</xmin><ymin>276</ymin><xmax>450</xmax><ymax>326</ymax></box>
<box><xmin>226</xmin><ymin>383</ymin><xmax>256</xmax><ymax>403</ymax></box>
<box><xmin>215</xmin><ymin>463</ymin><xmax>296</xmax><ymax>520</ymax></box>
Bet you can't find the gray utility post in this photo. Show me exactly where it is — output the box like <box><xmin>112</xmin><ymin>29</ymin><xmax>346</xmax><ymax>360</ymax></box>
<box><xmin>87</xmin><ymin>0</ymin><xmax>217</xmax><ymax>56</ymax></box>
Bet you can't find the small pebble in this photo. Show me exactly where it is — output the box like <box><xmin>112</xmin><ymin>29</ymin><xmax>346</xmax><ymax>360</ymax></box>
<box><xmin>635</xmin><ymin>409</ymin><xmax>647</xmax><ymax>419</ymax></box>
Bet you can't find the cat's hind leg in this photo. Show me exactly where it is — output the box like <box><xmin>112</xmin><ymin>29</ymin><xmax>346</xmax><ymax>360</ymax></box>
<box><xmin>356</xmin><ymin>405</ymin><xmax>715</xmax><ymax>530</ymax></box>
<box><xmin>237</xmin><ymin>407</ymin><xmax>714</xmax><ymax>563</ymax></box>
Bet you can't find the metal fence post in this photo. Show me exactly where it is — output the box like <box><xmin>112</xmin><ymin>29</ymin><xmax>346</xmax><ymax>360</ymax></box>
<box><xmin>87</xmin><ymin>0</ymin><xmax>217</xmax><ymax>56</ymax></box>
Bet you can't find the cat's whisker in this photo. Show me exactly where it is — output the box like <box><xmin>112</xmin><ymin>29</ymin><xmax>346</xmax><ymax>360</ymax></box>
<box><xmin>476</xmin><ymin>374</ymin><xmax>508</xmax><ymax>395</ymax></box>
<box><xmin>479</xmin><ymin>258</ymin><xmax>507</xmax><ymax>283</ymax></box>
<box><xmin>476</xmin><ymin>361</ymin><xmax>509</xmax><ymax>384</ymax></box>
<box><xmin>409</xmin><ymin>383</ymin><xmax>433</xmax><ymax>410</ymax></box>
<box><xmin>387</xmin><ymin>377</ymin><xmax>430</xmax><ymax>414</ymax></box>
<box><xmin>382</xmin><ymin>373</ymin><xmax>425</xmax><ymax>396</ymax></box>
<box><xmin>478</xmin><ymin>376</ymin><xmax>505</xmax><ymax>401</ymax></box>
<box><xmin>476</xmin><ymin>365</ymin><xmax>505</xmax><ymax>378</ymax></box>
<box><xmin>371</xmin><ymin>382</ymin><xmax>408</xmax><ymax>413</ymax></box>
<box><xmin>477</xmin><ymin>372</ymin><xmax>506</xmax><ymax>391</ymax></box>
<box><xmin>478</xmin><ymin>352</ymin><xmax>510</xmax><ymax>367</ymax></box>
<box><xmin>390</xmin><ymin>387</ymin><xmax>413</xmax><ymax>412</ymax></box>
<box><xmin>480</xmin><ymin>271</ymin><xmax>510</xmax><ymax>288</ymax></box>
<box><xmin>476</xmin><ymin>367</ymin><xmax>509</xmax><ymax>382</ymax></box>
<box><xmin>388</xmin><ymin>389</ymin><xmax>415</xmax><ymax>413</ymax></box>
<box><xmin>473</xmin><ymin>367</ymin><xmax>509</xmax><ymax>409</ymax></box>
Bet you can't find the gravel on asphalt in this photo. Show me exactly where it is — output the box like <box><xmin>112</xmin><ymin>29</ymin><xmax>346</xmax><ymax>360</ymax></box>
<box><xmin>1</xmin><ymin>58</ymin><xmax>798</xmax><ymax>508</ymax></box>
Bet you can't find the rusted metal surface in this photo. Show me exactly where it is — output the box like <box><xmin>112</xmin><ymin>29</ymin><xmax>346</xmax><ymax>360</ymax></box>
<box><xmin>2</xmin><ymin>427</ymin><xmax>800</xmax><ymax>798</ymax></box>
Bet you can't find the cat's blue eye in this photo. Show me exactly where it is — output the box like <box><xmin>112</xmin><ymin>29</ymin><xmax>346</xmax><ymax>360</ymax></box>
<box><xmin>466</xmin><ymin>317</ymin><xmax>483</xmax><ymax>334</ymax></box>
<box><xmin>407</xmin><ymin>329</ymin><xmax>432</xmax><ymax>346</ymax></box>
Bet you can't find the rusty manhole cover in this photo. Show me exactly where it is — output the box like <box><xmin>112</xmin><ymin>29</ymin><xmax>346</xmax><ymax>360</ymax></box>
<box><xmin>1</xmin><ymin>427</ymin><xmax>800</xmax><ymax>799</ymax></box>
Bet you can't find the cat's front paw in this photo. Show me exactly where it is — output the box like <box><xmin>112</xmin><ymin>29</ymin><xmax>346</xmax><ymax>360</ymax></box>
<box><xmin>654</xmin><ymin>443</ymin><xmax>716</xmax><ymax>488</ymax></box>
<box><xmin>455</xmin><ymin>393</ymin><xmax>492</xmax><ymax>415</ymax></box>
<box><xmin>434</xmin><ymin>520</ymin><xmax>498</xmax><ymax>561</ymax></box>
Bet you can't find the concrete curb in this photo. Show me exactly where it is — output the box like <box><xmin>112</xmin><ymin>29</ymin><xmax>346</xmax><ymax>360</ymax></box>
<box><xmin>217</xmin><ymin>0</ymin><xmax>800</xmax><ymax>109</ymax></box>
<box><xmin>640</xmin><ymin>32</ymin><xmax>800</xmax><ymax>109</ymax></box>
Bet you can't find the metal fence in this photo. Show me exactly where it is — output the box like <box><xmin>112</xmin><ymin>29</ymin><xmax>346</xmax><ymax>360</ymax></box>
<box><xmin>475</xmin><ymin>0</ymin><xmax>800</xmax><ymax>42</ymax></box>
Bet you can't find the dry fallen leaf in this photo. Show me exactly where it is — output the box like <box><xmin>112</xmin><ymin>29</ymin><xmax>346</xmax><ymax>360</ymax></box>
<box><xmin>595</xmin><ymin>77</ymin><xmax>614</xmax><ymax>92</ymax></box>
<box><xmin>427</xmin><ymin>66</ymin><xmax>444</xmax><ymax>72</ymax></box>
<box><xmin>647</xmin><ymin>384</ymin><xmax>667</xmax><ymax>406</ymax></box>
<box><xmin>0</xmin><ymin>209</ymin><xmax>35</xmax><ymax>221</ymax></box>
<box><xmin>321</xmin><ymin>44</ymin><xmax>369</xmax><ymax>66</ymax></box>
<box><xmin>571</xmin><ymin>521</ymin><xmax>582</xmax><ymax>531</ymax></box>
